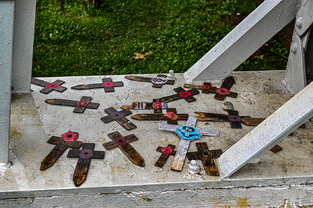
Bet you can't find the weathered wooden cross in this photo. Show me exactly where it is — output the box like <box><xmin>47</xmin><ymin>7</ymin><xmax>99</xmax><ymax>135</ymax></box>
<box><xmin>186</xmin><ymin>142</ymin><xmax>222</xmax><ymax>176</ymax></box>
<box><xmin>120</xmin><ymin>99</ymin><xmax>168</xmax><ymax>113</ymax></box>
<box><xmin>45</xmin><ymin>96</ymin><xmax>99</xmax><ymax>113</ymax></box>
<box><xmin>154</xmin><ymin>144</ymin><xmax>176</xmax><ymax>168</ymax></box>
<box><xmin>159</xmin><ymin>116</ymin><xmax>219</xmax><ymax>172</ymax></box>
<box><xmin>71</xmin><ymin>77</ymin><xmax>124</xmax><ymax>93</ymax></box>
<box><xmin>67</xmin><ymin>143</ymin><xmax>105</xmax><ymax>187</ymax></box>
<box><xmin>131</xmin><ymin>108</ymin><xmax>188</xmax><ymax>125</ymax></box>
<box><xmin>125</xmin><ymin>74</ymin><xmax>175</xmax><ymax>88</ymax></box>
<box><xmin>31</xmin><ymin>77</ymin><xmax>67</xmax><ymax>94</ymax></box>
<box><xmin>103</xmin><ymin>131</ymin><xmax>144</xmax><ymax>167</ymax></box>
<box><xmin>40</xmin><ymin>131</ymin><xmax>83</xmax><ymax>171</ymax></box>
<box><xmin>101</xmin><ymin>107</ymin><xmax>137</xmax><ymax>130</ymax></box>
<box><xmin>158</xmin><ymin>87</ymin><xmax>200</xmax><ymax>103</ymax></box>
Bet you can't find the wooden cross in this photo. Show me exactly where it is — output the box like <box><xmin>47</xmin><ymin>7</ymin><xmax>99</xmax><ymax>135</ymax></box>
<box><xmin>186</xmin><ymin>142</ymin><xmax>222</xmax><ymax>176</ymax></box>
<box><xmin>31</xmin><ymin>77</ymin><xmax>67</xmax><ymax>94</ymax></box>
<box><xmin>157</xmin><ymin>87</ymin><xmax>200</xmax><ymax>103</ymax></box>
<box><xmin>101</xmin><ymin>107</ymin><xmax>137</xmax><ymax>131</ymax></box>
<box><xmin>204</xmin><ymin>76</ymin><xmax>238</xmax><ymax>100</ymax></box>
<box><xmin>71</xmin><ymin>77</ymin><xmax>124</xmax><ymax>93</ymax></box>
<box><xmin>184</xmin><ymin>82</ymin><xmax>212</xmax><ymax>94</ymax></box>
<box><xmin>131</xmin><ymin>108</ymin><xmax>188</xmax><ymax>125</ymax></box>
<box><xmin>103</xmin><ymin>131</ymin><xmax>144</xmax><ymax>167</ymax></box>
<box><xmin>159</xmin><ymin>116</ymin><xmax>219</xmax><ymax>172</ymax></box>
<box><xmin>120</xmin><ymin>99</ymin><xmax>168</xmax><ymax>114</ymax></box>
<box><xmin>195</xmin><ymin>110</ymin><xmax>264</xmax><ymax>129</ymax></box>
<box><xmin>67</xmin><ymin>143</ymin><xmax>105</xmax><ymax>187</ymax></box>
<box><xmin>125</xmin><ymin>74</ymin><xmax>175</xmax><ymax>88</ymax></box>
<box><xmin>45</xmin><ymin>96</ymin><xmax>99</xmax><ymax>113</ymax></box>
<box><xmin>154</xmin><ymin>144</ymin><xmax>176</xmax><ymax>168</ymax></box>
<box><xmin>40</xmin><ymin>131</ymin><xmax>83</xmax><ymax>171</ymax></box>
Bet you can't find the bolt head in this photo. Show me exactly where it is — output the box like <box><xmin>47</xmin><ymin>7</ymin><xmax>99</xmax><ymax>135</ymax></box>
<box><xmin>296</xmin><ymin>17</ymin><xmax>303</xmax><ymax>29</ymax></box>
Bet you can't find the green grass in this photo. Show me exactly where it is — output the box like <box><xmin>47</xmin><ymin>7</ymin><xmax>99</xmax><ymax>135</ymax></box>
<box><xmin>33</xmin><ymin>0</ymin><xmax>288</xmax><ymax>77</ymax></box>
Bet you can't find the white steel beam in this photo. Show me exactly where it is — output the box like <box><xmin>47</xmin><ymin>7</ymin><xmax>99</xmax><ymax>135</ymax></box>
<box><xmin>12</xmin><ymin>0</ymin><xmax>37</xmax><ymax>93</ymax></box>
<box><xmin>0</xmin><ymin>0</ymin><xmax>15</xmax><ymax>165</ymax></box>
<box><xmin>184</xmin><ymin>0</ymin><xmax>299</xmax><ymax>83</ymax></box>
<box><xmin>217</xmin><ymin>82</ymin><xmax>313</xmax><ymax>179</ymax></box>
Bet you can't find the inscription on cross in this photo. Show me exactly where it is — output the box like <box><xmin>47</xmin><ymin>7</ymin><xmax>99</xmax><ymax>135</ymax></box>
<box><xmin>45</xmin><ymin>96</ymin><xmax>99</xmax><ymax>113</ymax></box>
<box><xmin>103</xmin><ymin>131</ymin><xmax>144</xmax><ymax>167</ymax></box>
<box><xmin>154</xmin><ymin>144</ymin><xmax>176</xmax><ymax>168</ymax></box>
<box><xmin>159</xmin><ymin>116</ymin><xmax>219</xmax><ymax>172</ymax></box>
<box><xmin>67</xmin><ymin>143</ymin><xmax>105</xmax><ymax>187</ymax></box>
<box><xmin>157</xmin><ymin>87</ymin><xmax>200</xmax><ymax>103</ymax></box>
<box><xmin>101</xmin><ymin>107</ymin><xmax>137</xmax><ymax>131</ymax></box>
<box><xmin>31</xmin><ymin>77</ymin><xmax>67</xmax><ymax>94</ymax></box>
<box><xmin>120</xmin><ymin>99</ymin><xmax>168</xmax><ymax>114</ymax></box>
<box><xmin>71</xmin><ymin>77</ymin><xmax>124</xmax><ymax>93</ymax></box>
<box><xmin>40</xmin><ymin>131</ymin><xmax>83</xmax><ymax>171</ymax></box>
<box><xmin>125</xmin><ymin>74</ymin><xmax>175</xmax><ymax>88</ymax></box>
<box><xmin>131</xmin><ymin>108</ymin><xmax>188</xmax><ymax>125</ymax></box>
<box><xmin>186</xmin><ymin>142</ymin><xmax>222</xmax><ymax>176</ymax></box>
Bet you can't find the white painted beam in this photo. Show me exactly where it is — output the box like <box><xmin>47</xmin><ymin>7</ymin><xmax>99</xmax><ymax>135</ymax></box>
<box><xmin>12</xmin><ymin>0</ymin><xmax>37</xmax><ymax>93</ymax></box>
<box><xmin>184</xmin><ymin>0</ymin><xmax>299</xmax><ymax>83</ymax></box>
<box><xmin>0</xmin><ymin>0</ymin><xmax>15</xmax><ymax>165</ymax></box>
<box><xmin>217</xmin><ymin>81</ymin><xmax>313</xmax><ymax>179</ymax></box>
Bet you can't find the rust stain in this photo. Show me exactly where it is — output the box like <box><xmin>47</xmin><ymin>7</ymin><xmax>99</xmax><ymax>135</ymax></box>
<box><xmin>237</xmin><ymin>197</ymin><xmax>247</xmax><ymax>208</ymax></box>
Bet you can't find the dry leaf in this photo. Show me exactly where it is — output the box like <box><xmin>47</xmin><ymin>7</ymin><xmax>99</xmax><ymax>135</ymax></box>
<box><xmin>134</xmin><ymin>51</ymin><xmax>153</xmax><ymax>60</ymax></box>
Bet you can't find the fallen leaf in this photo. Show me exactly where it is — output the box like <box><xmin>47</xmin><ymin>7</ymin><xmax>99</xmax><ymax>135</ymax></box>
<box><xmin>134</xmin><ymin>51</ymin><xmax>153</xmax><ymax>60</ymax></box>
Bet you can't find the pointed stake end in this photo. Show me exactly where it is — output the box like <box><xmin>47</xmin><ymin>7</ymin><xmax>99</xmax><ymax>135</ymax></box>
<box><xmin>120</xmin><ymin>105</ymin><xmax>132</xmax><ymax>110</ymax></box>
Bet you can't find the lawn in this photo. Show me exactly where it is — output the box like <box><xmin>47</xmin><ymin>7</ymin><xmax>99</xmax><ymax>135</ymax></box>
<box><xmin>32</xmin><ymin>0</ymin><xmax>289</xmax><ymax>77</ymax></box>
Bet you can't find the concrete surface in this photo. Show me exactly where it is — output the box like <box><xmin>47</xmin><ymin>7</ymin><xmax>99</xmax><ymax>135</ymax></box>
<box><xmin>3</xmin><ymin>71</ymin><xmax>313</xmax><ymax>207</ymax></box>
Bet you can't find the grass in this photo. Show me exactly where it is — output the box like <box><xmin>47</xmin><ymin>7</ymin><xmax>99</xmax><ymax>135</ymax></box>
<box><xmin>33</xmin><ymin>0</ymin><xmax>289</xmax><ymax>77</ymax></box>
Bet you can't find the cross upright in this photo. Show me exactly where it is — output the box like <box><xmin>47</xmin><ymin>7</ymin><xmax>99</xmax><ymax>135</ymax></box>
<box><xmin>159</xmin><ymin>116</ymin><xmax>219</xmax><ymax>172</ymax></box>
<box><xmin>101</xmin><ymin>107</ymin><xmax>137</xmax><ymax>131</ymax></box>
<box><xmin>31</xmin><ymin>77</ymin><xmax>67</xmax><ymax>94</ymax></box>
<box><xmin>40</xmin><ymin>131</ymin><xmax>83</xmax><ymax>171</ymax></box>
<box><xmin>67</xmin><ymin>143</ymin><xmax>105</xmax><ymax>187</ymax></box>
<box><xmin>125</xmin><ymin>74</ymin><xmax>175</xmax><ymax>88</ymax></box>
<box><xmin>157</xmin><ymin>87</ymin><xmax>200</xmax><ymax>103</ymax></box>
<box><xmin>103</xmin><ymin>131</ymin><xmax>144</xmax><ymax>167</ymax></box>
<box><xmin>45</xmin><ymin>96</ymin><xmax>99</xmax><ymax>113</ymax></box>
<box><xmin>71</xmin><ymin>77</ymin><xmax>124</xmax><ymax>93</ymax></box>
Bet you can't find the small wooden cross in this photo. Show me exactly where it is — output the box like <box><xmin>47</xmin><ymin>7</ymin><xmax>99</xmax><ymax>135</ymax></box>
<box><xmin>131</xmin><ymin>108</ymin><xmax>188</xmax><ymax>125</ymax></box>
<box><xmin>154</xmin><ymin>144</ymin><xmax>176</xmax><ymax>168</ymax></box>
<box><xmin>71</xmin><ymin>77</ymin><xmax>124</xmax><ymax>93</ymax></box>
<box><xmin>101</xmin><ymin>107</ymin><xmax>137</xmax><ymax>131</ymax></box>
<box><xmin>103</xmin><ymin>131</ymin><xmax>144</xmax><ymax>167</ymax></box>
<box><xmin>67</xmin><ymin>143</ymin><xmax>105</xmax><ymax>187</ymax></box>
<box><xmin>184</xmin><ymin>82</ymin><xmax>212</xmax><ymax>94</ymax></box>
<box><xmin>125</xmin><ymin>74</ymin><xmax>175</xmax><ymax>88</ymax></box>
<box><xmin>204</xmin><ymin>76</ymin><xmax>238</xmax><ymax>100</ymax></box>
<box><xmin>31</xmin><ymin>77</ymin><xmax>67</xmax><ymax>94</ymax></box>
<box><xmin>120</xmin><ymin>99</ymin><xmax>168</xmax><ymax>113</ymax></box>
<box><xmin>40</xmin><ymin>131</ymin><xmax>83</xmax><ymax>171</ymax></box>
<box><xmin>159</xmin><ymin>116</ymin><xmax>219</xmax><ymax>172</ymax></box>
<box><xmin>195</xmin><ymin>110</ymin><xmax>265</xmax><ymax>129</ymax></box>
<box><xmin>186</xmin><ymin>142</ymin><xmax>222</xmax><ymax>176</ymax></box>
<box><xmin>157</xmin><ymin>87</ymin><xmax>200</xmax><ymax>103</ymax></box>
<box><xmin>45</xmin><ymin>96</ymin><xmax>99</xmax><ymax>113</ymax></box>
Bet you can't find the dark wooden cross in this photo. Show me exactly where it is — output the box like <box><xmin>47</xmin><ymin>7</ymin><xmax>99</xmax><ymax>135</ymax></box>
<box><xmin>71</xmin><ymin>77</ymin><xmax>124</xmax><ymax>93</ymax></box>
<box><xmin>103</xmin><ymin>131</ymin><xmax>144</xmax><ymax>167</ymax></box>
<box><xmin>157</xmin><ymin>87</ymin><xmax>200</xmax><ymax>103</ymax></box>
<box><xmin>125</xmin><ymin>74</ymin><xmax>175</xmax><ymax>88</ymax></box>
<box><xmin>40</xmin><ymin>131</ymin><xmax>83</xmax><ymax>171</ymax></box>
<box><xmin>67</xmin><ymin>143</ymin><xmax>105</xmax><ymax>187</ymax></box>
<box><xmin>195</xmin><ymin>110</ymin><xmax>264</xmax><ymax>129</ymax></box>
<box><xmin>154</xmin><ymin>144</ymin><xmax>176</xmax><ymax>168</ymax></box>
<box><xmin>101</xmin><ymin>107</ymin><xmax>137</xmax><ymax>131</ymax></box>
<box><xmin>120</xmin><ymin>99</ymin><xmax>168</xmax><ymax>114</ymax></box>
<box><xmin>31</xmin><ymin>77</ymin><xmax>67</xmax><ymax>94</ymax></box>
<box><xmin>131</xmin><ymin>108</ymin><xmax>188</xmax><ymax>125</ymax></box>
<box><xmin>186</xmin><ymin>142</ymin><xmax>222</xmax><ymax>176</ymax></box>
<box><xmin>204</xmin><ymin>76</ymin><xmax>238</xmax><ymax>100</ymax></box>
<box><xmin>45</xmin><ymin>96</ymin><xmax>99</xmax><ymax>113</ymax></box>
